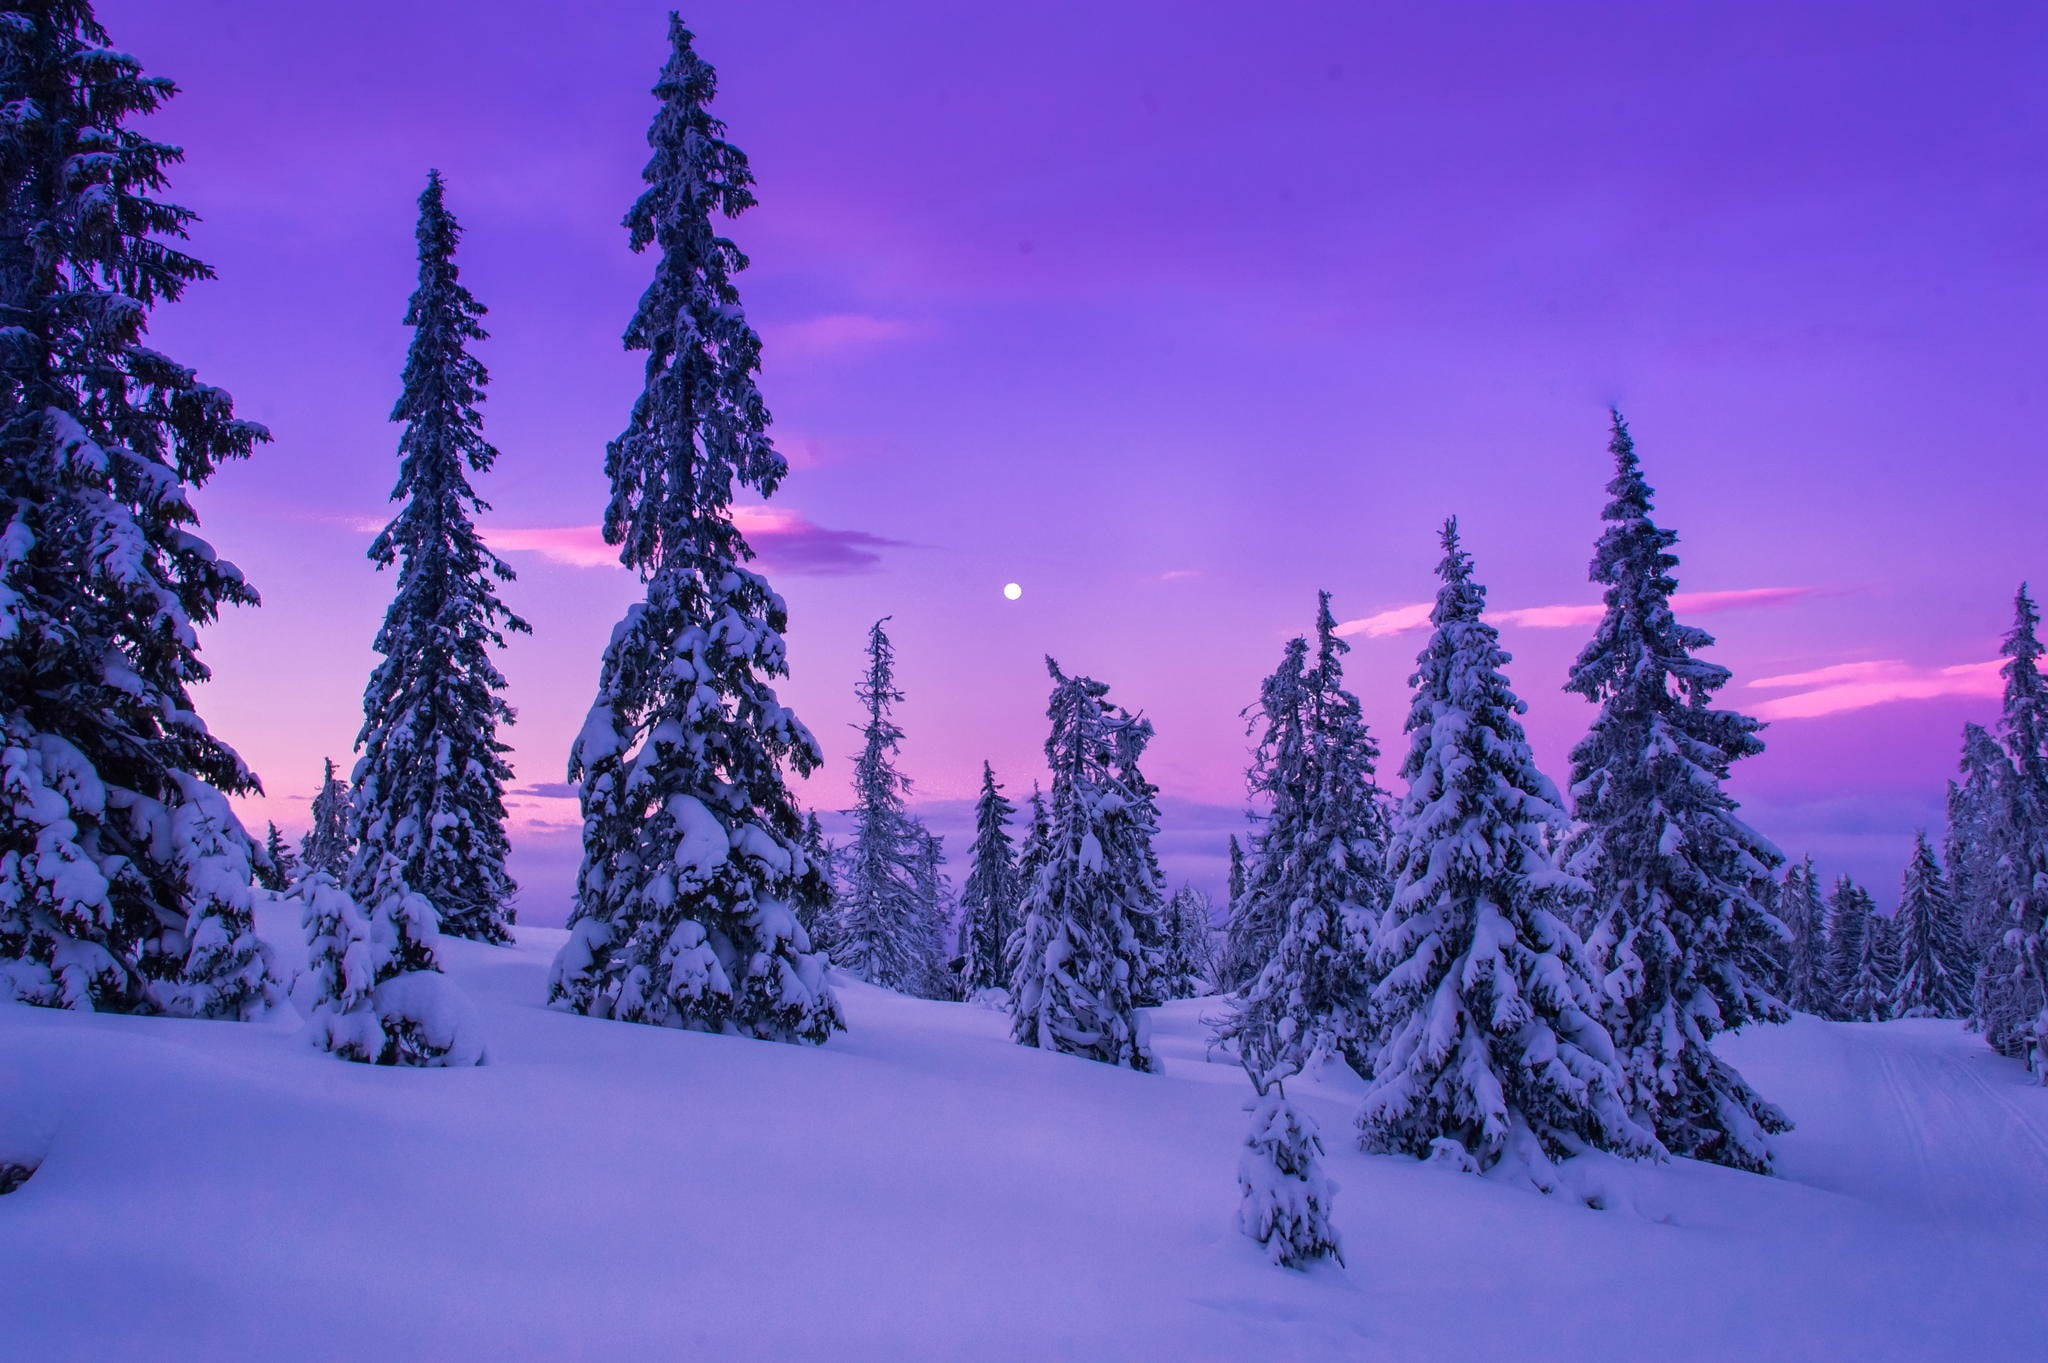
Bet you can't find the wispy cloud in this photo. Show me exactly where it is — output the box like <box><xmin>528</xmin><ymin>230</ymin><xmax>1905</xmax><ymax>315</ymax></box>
<box><xmin>485</xmin><ymin>506</ymin><xmax>905</xmax><ymax>576</ymax></box>
<box><xmin>1335</xmin><ymin>585</ymin><xmax>1818</xmax><ymax>639</ymax></box>
<box><xmin>1158</xmin><ymin>569</ymin><xmax>1203</xmax><ymax>583</ymax></box>
<box><xmin>510</xmin><ymin>781</ymin><xmax>579</xmax><ymax>800</ymax></box>
<box><xmin>764</xmin><ymin>313</ymin><xmax>929</xmax><ymax>361</ymax></box>
<box><xmin>485</xmin><ymin>525</ymin><xmax>619</xmax><ymax>569</ymax></box>
<box><xmin>1336</xmin><ymin>602</ymin><xmax>1433</xmax><ymax>638</ymax></box>
<box><xmin>1748</xmin><ymin>658</ymin><xmax>2001</xmax><ymax>720</ymax></box>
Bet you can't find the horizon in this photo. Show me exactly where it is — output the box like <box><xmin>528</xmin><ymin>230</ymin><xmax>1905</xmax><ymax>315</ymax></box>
<box><xmin>102</xmin><ymin>0</ymin><xmax>2045</xmax><ymax>919</ymax></box>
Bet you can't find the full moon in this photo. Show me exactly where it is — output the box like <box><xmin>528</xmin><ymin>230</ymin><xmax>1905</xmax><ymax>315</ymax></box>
<box><xmin>1002</xmin><ymin>582</ymin><xmax>1023</xmax><ymax>601</ymax></box>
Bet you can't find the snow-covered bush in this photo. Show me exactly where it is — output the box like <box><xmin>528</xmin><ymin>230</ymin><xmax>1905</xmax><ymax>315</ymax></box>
<box><xmin>1238</xmin><ymin>1065</ymin><xmax>1343</xmax><ymax>1269</ymax></box>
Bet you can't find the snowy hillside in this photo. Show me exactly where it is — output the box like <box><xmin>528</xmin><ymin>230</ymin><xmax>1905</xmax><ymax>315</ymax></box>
<box><xmin>4</xmin><ymin>912</ymin><xmax>2045</xmax><ymax>1363</ymax></box>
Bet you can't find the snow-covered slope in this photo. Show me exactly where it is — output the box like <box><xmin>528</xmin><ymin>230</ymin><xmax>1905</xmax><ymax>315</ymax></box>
<box><xmin>3</xmin><ymin>914</ymin><xmax>2044</xmax><ymax>1362</ymax></box>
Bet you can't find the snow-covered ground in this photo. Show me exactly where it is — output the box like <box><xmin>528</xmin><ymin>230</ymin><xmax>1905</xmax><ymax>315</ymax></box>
<box><xmin>4</xmin><ymin>910</ymin><xmax>2045</xmax><ymax>1362</ymax></box>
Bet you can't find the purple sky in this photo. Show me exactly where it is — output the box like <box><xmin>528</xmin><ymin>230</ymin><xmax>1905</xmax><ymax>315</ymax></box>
<box><xmin>109</xmin><ymin>1</ymin><xmax>2046</xmax><ymax>920</ymax></box>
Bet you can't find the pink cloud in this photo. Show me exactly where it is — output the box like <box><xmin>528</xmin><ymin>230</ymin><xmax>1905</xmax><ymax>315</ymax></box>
<box><xmin>763</xmin><ymin>313</ymin><xmax>928</xmax><ymax>360</ymax></box>
<box><xmin>485</xmin><ymin>505</ymin><xmax>904</xmax><ymax>576</ymax></box>
<box><xmin>485</xmin><ymin>524</ymin><xmax>619</xmax><ymax>569</ymax></box>
<box><xmin>1158</xmin><ymin>569</ymin><xmax>1203</xmax><ymax>582</ymax></box>
<box><xmin>1335</xmin><ymin>585</ymin><xmax>1818</xmax><ymax>639</ymax></box>
<box><xmin>1747</xmin><ymin>658</ymin><xmax>2002</xmax><ymax>720</ymax></box>
<box><xmin>1334</xmin><ymin>602</ymin><xmax>1433</xmax><ymax>638</ymax></box>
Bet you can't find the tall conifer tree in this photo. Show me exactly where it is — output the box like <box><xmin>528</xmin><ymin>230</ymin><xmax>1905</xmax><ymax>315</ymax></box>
<box><xmin>1226</xmin><ymin>834</ymin><xmax>1246</xmax><ymax>924</ymax></box>
<box><xmin>1780</xmin><ymin>857</ymin><xmax>1831</xmax><ymax>1015</ymax></box>
<box><xmin>837</xmin><ymin>617</ymin><xmax>944</xmax><ymax>994</ymax></box>
<box><xmin>1361</xmin><ymin>521</ymin><xmax>1652</xmax><ymax>1184</ymax></box>
<box><xmin>1219</xmin><ymin>640</ymin><xmax>1309</xmax><ymax>993</ymax></box>
<box><xmin>1111</xmin><ymin>709</ymin><xmax>1170</xmax><ymax>1005</ymax></box>
<box><xmin>0</xmin><ymin>1</ymin><xmax>273</xmax><ymax>1017</ymax></box>
<box><xmin>1892</xmin><ymin>831</ymin><xmax>1969</xmax><ymax>1018</ymax></box>
<box><xmin>1225</xmin><ymin>594</ymin><xmax>1387</xmax><ymax>1077</ymax></box>
<box><xmin>1159</xmin><ymin>884</ymin><xmax>1218</xmax><ymax>1000</ymax></box>
<box><xmin>1947</xmin><ymin>725</ymin><xmax>2008</xmax><ymax>982</ymax></box>
<box><xmin>1562</xmin><ymin>412</ymin><xmax>1790</xmax><ymax>1172</ymax></box>
<box><xmin>1826</xmin><ymin>877</ymin><xmax>1884</xmax><ymax>1021</ymax></box>
<box><xmin>958</xmin><ymin>761</ymin><xmax>1021</xmax><ymax>996</ymax></box>
<box><xmin>1009</xmin><ymin>660</ymin><xmax>1159</xmax><ymax>1071</ymax></box>
<box><xmin>792</xmin><ymin>810</ymin><xmax>837</xmax><ymax>960</ymax></box>
<box><xmin>254</xmin><ymin>823</ymin><xmax>295</xmax><ymax>893</ymax></box>
<box><xmin>546</xmin><ymin>17</ymin><xmax>837</xmax><ymax>1043</ymax></box>
<box><xmin>300</xmin><ymin>759</ymin><xmax>352</xmax><ymax>879</ymax></box>
<box><xmin>1982</xmin><ymin>586</ymin><xmax>2048</xmax><ymax>1067</ymax></box>
<box><xmin>347</xmin><ymin>171</ymin><xmax>526</xmax><ymax>945</ymax></box>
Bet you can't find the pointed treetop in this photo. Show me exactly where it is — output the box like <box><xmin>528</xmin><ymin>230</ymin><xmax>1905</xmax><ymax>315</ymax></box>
<box><xmin>1596</xmin><ymin>406</ymin><xmax>1669</xmax><ymax>561</ymax></box>
<box><xmin>2001</xmin><ymin>582</ymin><xmax>2048</xmax><ymax>789</ymax></box>
<box><xmin>1605</xmin><ymin>405</ymin><xmax>1647</xmax><ymax>500</ymax></box>
<box><xmin>1312</xmin><ymin>589</ymin><xmax>1346</xmax><ymax>666</ymax></box>
<box><xmin>603</xmin><ymin>9</ymin><xmax>779</xmax><ymax>577</ymax></box>
<box><xmin>1430</xmin><ymin>516</ymin><xmax>1485</xmax><ymax>625</ymax></box>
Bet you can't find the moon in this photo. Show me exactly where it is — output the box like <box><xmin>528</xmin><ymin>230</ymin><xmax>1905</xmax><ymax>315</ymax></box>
<box><xmin>1002</xmin><ymin>582</ymin><xmax>1023</xmax><ymax>601</ymax></box>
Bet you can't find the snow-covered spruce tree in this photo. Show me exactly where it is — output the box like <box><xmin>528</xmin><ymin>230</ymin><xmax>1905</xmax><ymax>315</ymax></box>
<box><xmin>1010</xmin><ymin>659</ymin><xmax>1159</xmax><ymax>1072</ymax></box>
<box><xmin>1218</xmin><ymin>640</ymin><xmax>1310</xmax><ymax>994</ymax></box>
<box><xmin>1015</xmin><ymin>783</ymin><xmax>1050</xmax><ymax>892</ymax></box>
<box><xmin>1893</xmin><ymin>831</ymin><xmax>1969</xmax><ymax>1018</ymax></box>
<box><xmin>1361</xmin><ymin>521</ymin><xmax>1653</xmax><ymax>1184</ymax></box>
<box><xmin>1110</xmin><ymin>706</ymin><xmax>1171</xmax><ymax>1006</ymax></box>
<box><xmin>545</xmin><ymin>18</ymin><xmax>838</xmax><ymax>1043</ymax></box>
<box><xmin>1004</xmin><ymin>783</ymin><xmax>1049</xmax><ymax>985</ymax></box>
<box><xmin>1983</xmin><ymin>585</ymin><xmax>2048</xmax><ymax>1068</ymax></box>
<box><xmin>958</xmin><ymin>760</ymin><xmax>1021</xmax><ymax>996</ymax></box>
<box><xmin>0</xmin><ymin>3</ymin><xmax>274</xmax><ymax>1017</ymax></box>
<box><xmin>835</xmin><ymin>617</ymin><xmax>944</xmax><ymax>995</ymax></box>
<box><xmin>1871</xmin><ymin>909</ymin><xmax>1903</xmax><ymax>1019</ymax></box>
<box><xmin>299</xmin><ymin>758</ymin><xmax>352</xmax><ymax>879</ymax></box>
<box><xmin>913</xmin><ymin>826</ymin><xmax>956</xmax><ymax>997</ymax></box>
<box><xmin>1780</xmin><ymin>856</ymin><xmax>1832</xmax><ymax>1016</ymax></box>
<box><xmin>1226</xmin><ymin>594</ymin><xmax>1388</xmax><ymax>1078</ymax></box>
<box><xmin>1948</xmin><ymin>724</ymin><xmax>2009</xmax><ymax>989</ymax></box>
<box><xmin>1941</xmin><ymin>720</ymin><xmax>2007</xmax><ymax>1006</ymax></box>
<box><xmin>792</xmin><ymin>810</ymin><xmax>837</xmax><ymax>960</ymax></box>
<box><xmin>1560</xmin><ymin>412</ymin><xmax>1790</xmax><ymax>1172</ymax></box>
<box><xmin>347</xmin><ymin>170</ymin><xmax>527</xmax><ymax>946</ymax></box>
<box><xmin>296</xmin><ymin>866</ymin><xmax>483</xmax><ymax>1066</ymax></box>
<box><xmin>255</xmin><ymin>822</ymin><xmax>296</xmax><ymax>893</ymax></box>
<box><xmin>1237</xmin><ymin>1063</ymin><xmax>1343</xmax><ymax>1270</ymax></box>
<box><xmin>1826</xmin><ymin>877</ymin><xmax>1884</xmax><ymax>1022</ymax></box>
<box><xmin>1227</xmin><ymin>832</ymin><xmax>1246</xmax><ymax>922</ymax></box>
<box><xmin>1159</xmin><ymin>884</ymin><xmax>1218</xmax><ymax>1000</ymax></box>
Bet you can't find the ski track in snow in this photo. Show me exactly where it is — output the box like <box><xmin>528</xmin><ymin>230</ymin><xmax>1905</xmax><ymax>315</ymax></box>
<box><xmin>2</xmin><ymin>911</ymin><xmax>2045</xmax><ymax>1363</ymax></box>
